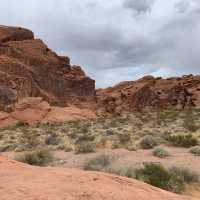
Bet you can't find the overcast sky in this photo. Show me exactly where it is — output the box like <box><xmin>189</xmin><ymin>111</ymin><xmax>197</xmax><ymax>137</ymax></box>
<box><xmin>1</xmin><ymin>0</ymin><xmax>200</xmax><ymax>87</ymax></box>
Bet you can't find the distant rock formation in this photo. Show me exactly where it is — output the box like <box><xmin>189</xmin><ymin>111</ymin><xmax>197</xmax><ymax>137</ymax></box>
<box><xmin>96</xmin><ymin>75</ymin><xmax>200</xmax><ymax>113</ymax></box>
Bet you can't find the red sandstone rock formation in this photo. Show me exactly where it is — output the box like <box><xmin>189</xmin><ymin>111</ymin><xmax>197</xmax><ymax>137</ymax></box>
<box><xmin>0</xmin><ymin>97</ymin><xmax>96</xmax><ymax>128</ymax></box>
<box><xmin>96</xmin><ymin>75</ymin><xmax>200</xmax><ymax>113</ymax></box>
<box><xmin>0</xmin><ymin>25</ymin><xmax>95</xmax><ymax>112</ymax></box>
<box><xmin>0</xmin><ymin>155</ymin><xmax>197</xmax><ymax>200</ymax></box>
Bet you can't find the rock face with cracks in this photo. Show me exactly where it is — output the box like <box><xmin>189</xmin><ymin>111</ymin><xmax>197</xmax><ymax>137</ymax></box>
<box><xmin>96</xmin><ymin>75</ymin><xmax>200</xmax><ymax>113</ymax></box>
<box><xmin>0</xmin><ymin>25</ymin><xmax>95</xmax><ymax>112</ymax></box>
<box><xmin>0</xmin><ymin>156</ymin><xmax>197</xmax><ymax>200</ymax></box>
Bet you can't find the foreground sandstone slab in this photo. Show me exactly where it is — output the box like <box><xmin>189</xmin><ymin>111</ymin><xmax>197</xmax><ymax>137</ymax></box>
<box><xmin>0</xmin><ymin>156</ymin><xmax>197</xmax><ymax>200</ymax></box>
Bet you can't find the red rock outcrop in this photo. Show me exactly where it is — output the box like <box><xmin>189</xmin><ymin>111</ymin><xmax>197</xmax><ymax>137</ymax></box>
<box><xmin>0</xmin><ymin>25</ymin><xmax>95</xmax><ymax>112</ymax></box>
<box><xmin>0</xmin><ymin>155</ymin><xmax>197</xmax><ymax>200</ymax></box>
<box><xmin>0</xmin><ymin>97</ymin><xmax>96</xmax><ymax>128</ymax></box>
<box><xmin>96</xmin><ymin>75</ymin><xmax>200</xmax><ymax>113</ymax></box>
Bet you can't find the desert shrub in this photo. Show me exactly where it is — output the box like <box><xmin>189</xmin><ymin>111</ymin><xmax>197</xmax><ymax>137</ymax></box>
<box><xmin>183</xmin><ymin>110</ymin><xmax>198</xmax><ymax>132</ymax></box>
<box><xmin>169</xmin><ymin>166</ymin><xmax>199</xmax><ymax>183</ymax></box>
<box><xmin>75</xmin><ymin>133</ymin><xmax>95</xmax><ymax>143</ymax></box>
<box><xmin>111</xmin><ymin>138</ymin><xmax>120</xmax><ymax>149</ymax></box>
<box><xmin>57</xmin><ymin>143</ymin><xmax>73</xmax><ymax>152</ymax></box>
<box><xmin>165</xmin><ymin>110</ymin><xmax>180</xmax><ymax>122</ymax></box>
<box><xmin>45</xmin><ymin>132</ymin><xmax>60</xmax><ymax>145</ymax></box>
<box><xmin>135</xmin><ymin>163</ymin><xmax>185</xmax><ymax>193</ymax></box>
<box><xmin>152</xmin><ymin>147</ymin><xmax>170</xmax><ymax>158</ymax></box>
<box><xmin>167</xmin><ymin>134</ymin><xmax>198</xmax><ymax>148</ymax></box>
<box><xmin>189</xmin><ymin>146</ymin><xmax>200</xmax><ymax>156</ymax></box>
<box><xmin>140</xmin><ymin>136</ymin><xmax>158</xmax><ymax>149</ymax></box>
<box><xmin>15</xmin><ymin>121</ymin><xmax>28</xmax><ymax>128</ymax></box>
<box><xmin>117</xmin><ymin>132</ymin><xmax>131</xmax><ymax>144</ymax></box>
<box><xmin>156</xmin><ymin>112</ymin><xmax>168</xmax><ymax>125</ymax></box>
<box><xmin>16</xmin><ymin>149</ymin><xmax>53</xmax><ymax>166</ymax></box>
<box><xmin>95</xmin><ymin>134</ymin><xmax>107</xmax><ymax>148</ymax></box>
<box><xmin>135</xmin><ymin>163</ymin><xmax>172</xmax><ymax>190</ymax></box>
<box><xmin>83</xmin><ymin>154</ymin><xmax>111</xmax><ymax>171</ymax></box>
<box><xmin>74</xmin><ymin>141</ymin><xmax>95</xmax><ymax>154</ymax></box>
<box><xmin>105</xmin><ymin>165</ymin><xmax>135</xmax><ymax>178</ymax></box>
<box><xmin>0</xmin><ymin>143</ymin><xmax>10</xmax><ymax>152</ymax></box>
<box><xmin>108</xmin><ymin>120</ymin><xmax>119</xmax><ymax>128</ymax></box>
<box><xmin>74</xmin><ymin>131</ymin><xmax>96</xmax><ymax>154</ymax></box>
<box><xmin>105</xmin><ymin>165</ymin><xmax>127</xmax><ymax>176</ymax></box>
<box><xmin>126</xmin><ymin>145</ymin><xmax>137</xmax><ymax>151</ymax></box>
<box><xmin>79</xmin><ymin>123</ymin><xmax>90</xmax><ymax>133</ymax></box>
<box><xmin>68</xmin><ymin>131</ymin><xmax>78</xmax><ymax>139</ymax></box>
<box><xmin>19</xmin><ymin>130</ymin><xmax>40</xmax><ymax>149</ymax></box>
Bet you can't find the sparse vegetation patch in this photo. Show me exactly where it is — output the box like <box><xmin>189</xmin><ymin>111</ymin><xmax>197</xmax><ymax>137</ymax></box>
<box><xmin>140</xmin><ymin>136</ymin><xmax>158</xmax><ymax>149</ymax></box>
<box><xmin>152</xmin><ymin>147</ymin><xmax>170</xmax><ymax>158</ymax></box>
<box><xmin>167</xmin><ymin>134</ymin><xmax>198</xmax><ymax>148</ymax></box>
<box><xmin>189</xmin><ymin>146</ymin><xmax>200</xmax><ymax>156</ymax></box>
<box><xmin>15</xmin><ymin>149</ymin><xmax>54</xmax><ymax>166</ymax></box>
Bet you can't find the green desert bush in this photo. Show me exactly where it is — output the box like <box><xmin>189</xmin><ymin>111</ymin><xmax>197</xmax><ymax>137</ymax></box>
<box><xmin>183</xmin><ymin>110</ymin><xmax>198</xmax><ymax>132</ymax></box>
<box><xmin>83</xmin><ymin>154</ymin><xmax>111</xmax><ymax>171</ymax></box>
<box><xmin>74</xmin><ymin>141</ymin><xmax>95</xmax><ymax>154</ymax></box>
<box><xmin>74</xmin><ymin>132</ymin><xmax>96</xmax><ymax>154</ymax></box>
<box><xmin>140</xmin><ymin>136</ymin><xmax>158</xmax><ymax>149</ymax></box>
<box><xmin>117</xmin><ymin>132</ymin><xmax>131</xmax><ymax>144</ymax></box>
<box><xmin>75</xmin><ymin>133</ymin><xmax>95</xmax><ymax>143</ymax></box>
<box><xmin>126</xmin><ymin>145</ymin><xmax>138</xmax><ymax>151</ymax></box>
<box><xmin>0</xmin><ymin>143</ymin><xmax>10</xmax><ymax>152</ymax></box>
<box><xmin>105</xmin><ymin>165</ymin><xmax>136</xmax><ymax>178</ymax></box>
<box><xmin>16</xmin><ymin>149</ymin><xmax>53</xmax><ymax>166</ymax></box>
<box><xmin>169</xmin><ymin>166</ymin><xmax>199</xmax><ymax>184</ymax></box>
<box><xmin>152</xmin><ymin>147</ymin><xmax>170</xmax><ymax>158</ymax></box>
<box><xmin>167</xmin><ymin>134</ymin><xmax>198</xmax><ymax>148</ymax></box>
<box><xmin>189</xmin><ymin>146</ymin><xmax>200</xmax><ymax>156</ymax></box>
<box><xmin>135</xmin><ymin>163</ymin><xmax>185</xmax><ymax>193</ymax></box>
<box><xmin>15</xmin><ymin>121</ymin><xmax>28</xmax><ymax>128</ymax></box>
<box><xmin>19</xmin><ymin>130</ymin><xmax>40</xmax><ymax>149</ymax></box>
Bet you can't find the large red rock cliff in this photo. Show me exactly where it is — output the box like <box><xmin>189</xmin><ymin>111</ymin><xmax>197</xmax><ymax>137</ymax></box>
<box><xmin>0</xmin><ymin>25</ymin><xmax>95</xmax><ymax>112</ymax></box>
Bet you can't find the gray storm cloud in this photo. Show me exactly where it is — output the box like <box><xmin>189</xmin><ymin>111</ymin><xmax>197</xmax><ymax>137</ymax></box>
<box><xmin>123</xmin><ymin>0</ymin><xmax>155</xmax><ymax>15</ymax></box>
<box><xmin>0</xmin><ymin>0</ymin><xmax>200</xmax><ymax>87</ymax></box>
